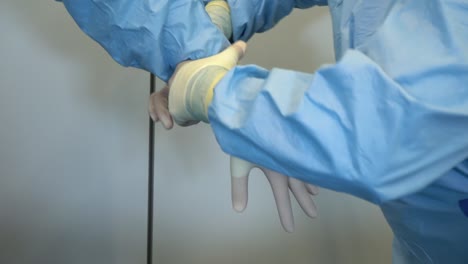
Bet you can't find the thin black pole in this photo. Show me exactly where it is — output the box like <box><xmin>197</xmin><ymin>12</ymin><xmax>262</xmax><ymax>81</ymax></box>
<box><xmin>147</xmin><ymin>74</ymin><xmax>156</xmax><ymax>264</ymax></box>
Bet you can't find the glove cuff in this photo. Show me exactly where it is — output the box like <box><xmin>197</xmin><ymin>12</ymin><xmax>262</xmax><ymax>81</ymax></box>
<box><xmin>188</xmin><ymin>66</ymin><xmax>228</xmax><ymax>123</ymax></box>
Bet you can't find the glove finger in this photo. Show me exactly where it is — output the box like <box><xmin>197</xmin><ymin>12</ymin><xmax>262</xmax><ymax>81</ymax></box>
<box><xmin>230</xmin><ymin>156</ymin><xmax>254</xmax><ymax>178</ymax></box>
<box><xmin>306</xmin><ymin>183</ymin><xmax>319</xmax><ymax>195</ymax></box>
<box><xmin>289</xmin><ymin>178</ymin><xmax>318</xmax><ymax>218</ymax></box>
<box><xmin>230</xmin><ymin>156</ymin><xmax>254</xmax><ymax>212</ymax></box>
<box><xmin>231</xmin><ymin>174</ymin><xmax>249</xmax><ymax>213</ymax></box>
<box><xmin>227</xmin><ymin>41</ymin><xmax>247</xmax><ymax>64</ymax></box>
<box><xmin>262</xmin><ymin>168</ymin><xmax>294</xmax><ymax>233</ymax></box>
<box><xmin>149</xmin><ymin>86</ymin><xmax>173</xmax><ymax>129</ymax></box>
<box><xmin>148</xmin><ymin>92</ymin><xmax>160</xmax><ymax>122</ymax></box>
<box><xmin>213</xmin><ymin>41</ymin><xmax>247</xmax><ymax>70</ymax></box>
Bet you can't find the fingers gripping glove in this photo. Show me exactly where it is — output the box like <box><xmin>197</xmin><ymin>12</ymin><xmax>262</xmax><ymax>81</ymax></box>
<box><xmin>168</xmin><ymin>41</ymin><xmax>246</xmax><ymax>125</ymax></box>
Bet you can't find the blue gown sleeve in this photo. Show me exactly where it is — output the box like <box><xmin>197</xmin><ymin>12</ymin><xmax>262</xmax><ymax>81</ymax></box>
<box><xmin>225</xmin><ymin>0</ymin><xmax>328</xmax><ymax>41</ymax></box>
<box><xmin>59</xmin><ymin>0</ymin><xmax>230</xmax><ymax>81</ymax></box>
<box><xmin>208</xmin><ymin>50</ymin><xmax>468</xmax><ymax>204</ymax></box>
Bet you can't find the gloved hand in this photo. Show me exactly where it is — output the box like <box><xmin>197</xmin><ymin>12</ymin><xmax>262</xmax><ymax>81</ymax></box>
<box><xmin>149</xmin><ymin>41</ymin><xmax>319</xmax><ymax>232</ymax></box>
<box><xmin>166</xmin><ymin>0</ymin><xmax>235</xmax><ymax>125</ymax></box>
<box><xmin>148</xmin><ymin>0</ymin><xmax>319</xmax><ymax>232</ymax></box>
<box><xmin>231</xmin><ymin>157</ymin><xmax>318</xmax><ymax>232</ymax></box>
<box><xmin>168</xmin><ymin>40</ymin><xmax>246</xmax><ymax>125</ymax></box>
<box><xmin>148</xmin><ymin>0</ymin><xmax>233</xmax><ymax>129</ymax></box>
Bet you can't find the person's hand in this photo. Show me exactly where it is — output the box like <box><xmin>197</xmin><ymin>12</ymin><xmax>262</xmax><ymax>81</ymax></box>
<box><xmin>149</xmin><ymin>85</ymin><xmax>199</xmax><ymax>129</ymax></box>
<box><xmin>148</xmin><ymin>40</ymin><xmax>245</xmax><ymax>127</ymax></box>
<box><xmin>231</xmin><ymin>157</ymin><xmax>318</xmax><ymax>233</ymax></box>
<box><xmin>168</xmin><ymin>41</ymin><xmax>246</xmax><ymax>125</ymax></box>
<box><xmin>149</xmin><ymin>86</ymin><xmax>174</xmax><ymax>129</ymax></box>
<box><xmin>148</xmin><ymin>0</ymin><xmax>232</xmax><ymax>129</ymax></box>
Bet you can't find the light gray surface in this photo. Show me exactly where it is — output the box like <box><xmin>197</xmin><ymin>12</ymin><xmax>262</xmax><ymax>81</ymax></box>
<box><xmin>0</xmin><ymin>1</ymin><xmax>392</xmax><ymax>264</ymax></box>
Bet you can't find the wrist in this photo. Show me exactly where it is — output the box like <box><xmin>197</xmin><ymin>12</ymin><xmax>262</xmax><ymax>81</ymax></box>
<box><xmin>168</xmin><ymin>41</ymin><xmax>246</xmax><ymax>126</ymax></box>
<box><xmin>206</xmin><ymin>0</ymin><xmax>232</xmax><ymax>39</ymax></box>
<box><xmin>189</xmin><ymin>66</ymin><xmax>228</xmax><ymax>123</ymax></box>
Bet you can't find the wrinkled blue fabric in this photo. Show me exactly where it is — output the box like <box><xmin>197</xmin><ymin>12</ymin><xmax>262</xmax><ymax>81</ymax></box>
<box><xmin>209</xmin><ymin>0</ymin><xmax>468</xmax><ymax>263</ymax></box>
<box><xmin>224</xmin><ymin>0</ymin><xmax>327</xmax><ymax>41</ymax></box>
<box><xmin>59</xmin><ymin>0</ymin><xmax>230</xmax><ymax>81</ymax></box>
<box><xmin>59</xmin><ymin>0</ymin><xmax>468</xmax><ymax>262</ymax></box>
<box><xmin>59</xmin><ymin>0</ymin><xmax>322</xmax><ymax>81</ymax></box>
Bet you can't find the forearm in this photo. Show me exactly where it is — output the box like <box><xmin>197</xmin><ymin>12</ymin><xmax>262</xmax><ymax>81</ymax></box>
<box><xmin>208</xmin><ymin>50</ymin><xmax>468</xmax><ymax>204</ymax></box>
<box><xmin>59</xmin><ymin>0</ymin><xmax>229</xmax><ymax>81</ymax></box>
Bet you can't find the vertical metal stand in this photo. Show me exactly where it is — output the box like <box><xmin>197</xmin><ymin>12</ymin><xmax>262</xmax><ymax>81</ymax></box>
<box><xmin>147</xmin><ymin>74</ymin><xmax>156</xmax><ymax>264</ymax></box>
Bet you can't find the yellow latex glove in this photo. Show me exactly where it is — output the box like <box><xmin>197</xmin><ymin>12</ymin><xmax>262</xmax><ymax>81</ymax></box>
<box><xmin>205</xmin><ymin>0</ymin><xmax>233</xmax><ymax>40</ymax></box>
<box><xmin>168</xmin><ymin>41</ymin><xmax>246</xmax><ymax>125</ymax></box>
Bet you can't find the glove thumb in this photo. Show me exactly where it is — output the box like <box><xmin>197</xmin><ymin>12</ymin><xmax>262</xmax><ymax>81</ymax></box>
<box><xmin>230</xmin><ymin>156</ymin><xmax>254</xmax><ymax>212</ymax></box>
<box><xmin>212</xmin><ymin>41</ymin><xmax>247</xmax><ymax>70</ymax></box>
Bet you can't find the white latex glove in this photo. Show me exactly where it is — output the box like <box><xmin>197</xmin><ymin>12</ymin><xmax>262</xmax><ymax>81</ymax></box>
<box><xmin>148</xmin><ymin>95</ymin><xmax>320</xmax><ymax>232</ymax></box>
<box><xmin>231</xmin><ymin>157</ymin><xmax>318</xmax><ymax>232</ymax></box>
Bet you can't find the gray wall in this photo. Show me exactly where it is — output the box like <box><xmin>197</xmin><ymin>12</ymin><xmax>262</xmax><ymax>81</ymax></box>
<box><xmin>0</xmin><ymin>1</ymin><xmax>392</xmax><ymax>264</ymax></box>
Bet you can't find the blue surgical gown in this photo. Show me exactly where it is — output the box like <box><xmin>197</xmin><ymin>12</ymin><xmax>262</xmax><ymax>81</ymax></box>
<box><xmin>60</xmin><ymin>0</ymin><xmax>468</xmax><ymax>263</ymax></box>
<box><xmin>58</xmin><ymin>0</ymin><xmax>318</xmax><ymax>81</ymax></box>
<box><xmin>58</xmin><ymin>0</ymin><xmax>231</xmax><ymax>82</ymax></box>
<box><xmin>209</xmin><ymin>0</ymin><xmax>468</xmax><ymax>263</ymax></box>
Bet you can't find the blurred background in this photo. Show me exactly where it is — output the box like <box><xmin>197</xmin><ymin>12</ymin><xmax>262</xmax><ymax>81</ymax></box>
<box><xmin>0</xmin><ymin>0</ymin><xmax>392</xmax><ymax>263</ymax></box>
